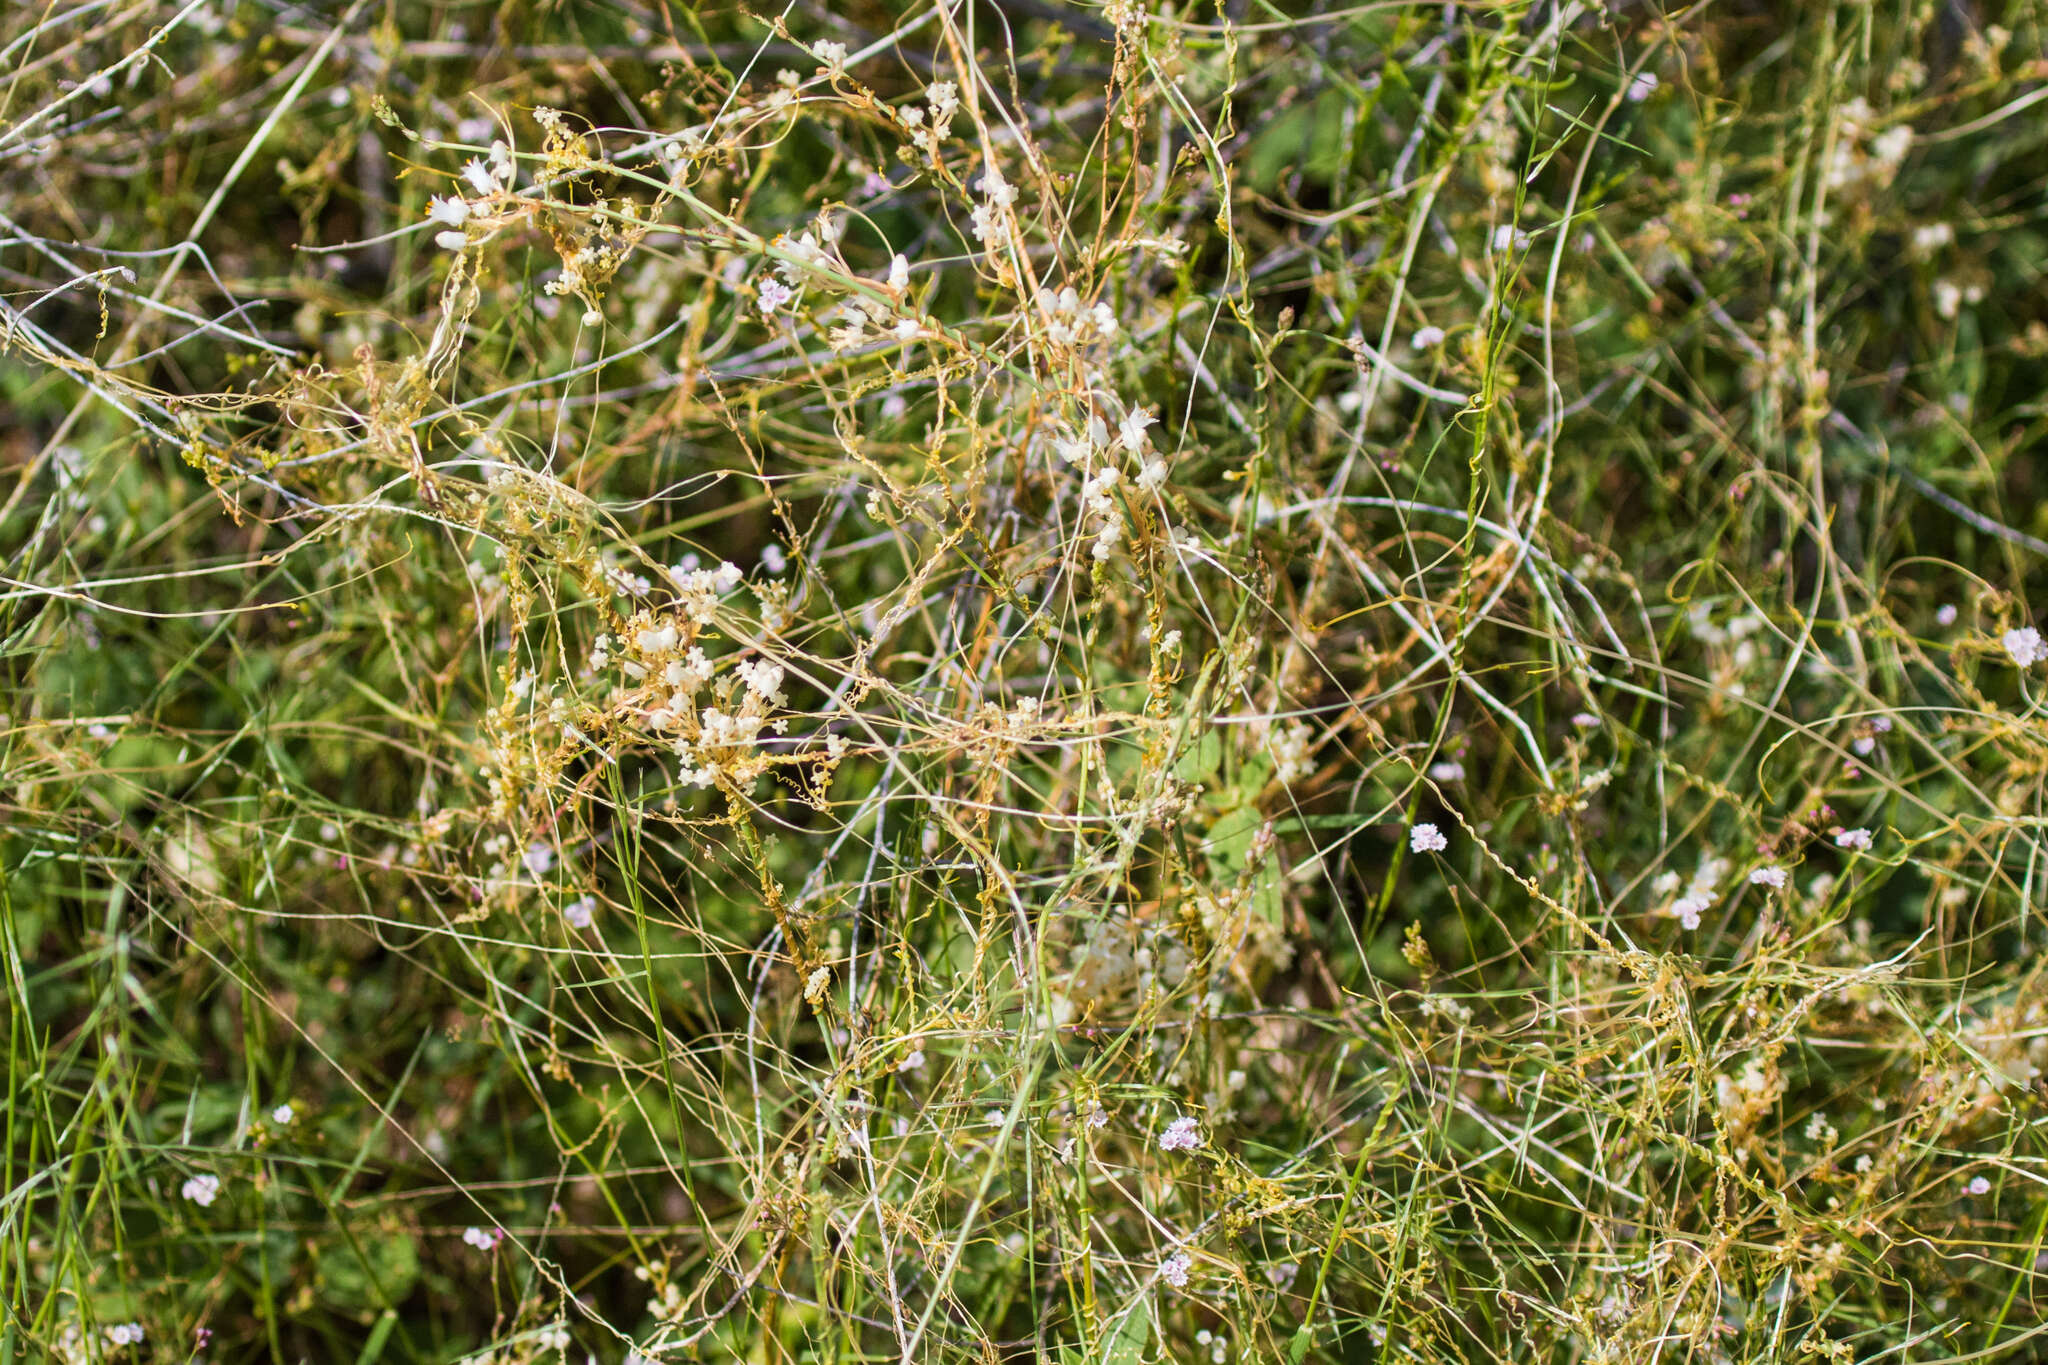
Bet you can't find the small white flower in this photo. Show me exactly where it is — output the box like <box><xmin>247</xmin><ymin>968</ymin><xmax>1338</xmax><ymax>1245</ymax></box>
<box><xmin>1160</xmin><ymin>1251</ymin><xmax>1193</xmax><ymax>1288</ymax></box>
<box><xmin>462</xmin><ymin>1226</ymin><xmax>500</xmax><ymax>1250</ymax></box>
<box><xmin>1966</xmin><ymin>1175</ymin><xmax>1991</xmax><ymax>1196</ymax></box>
<box><xmin>461</xmin><ymin>157</ymin><xmax>500</xmax><ymax>197</ymax></box>
<box><xmin>1136</xmin><ymin>459</ymin><xmax>1169</xmax><ymax>492</ymax></box>
<box><xmin>107</xmin><ymin>1323</ymin><xmax>144</xmax><ymax>1347</ymax></box>
<box><xmin>1428</xmin><ymin>761</ymin><xmax>1465</xmax><ymax>782</ymax></box>
<box><xmin>897</xmin><ymin>1047</ymin><xmax>926</xmax><ymax>1073</ymax></box>
<box><xmin>1117</xmin><ymin>407</ymin><xmax>1157</xmax><ymax>453</ymax></box>
<box><xmin>434</xmin><ymin>230</ymin><xmax>469</xmax><ymax>251</ymax></box>
<box><xmin>564</xmin><ymin>896</ymin><xmax>596</xmax><ymax>929</ymax></box>
<box><xmin>1570</xmin><ymin>711</ymin><xmax>1599</xmax><ymax>729</ymax></box>
<box><xmin>2003</xmin><ymin>626</ymin><xmax>2047</xmax><ymax>666</ymax></box>
<box><xmin>182</xmin><ymin>1173</ymin><xmax>221</xmax><ymax>1206</ymax></box>
<box><xmin>886</xmin><ymin>253</ymin><xmax>910</xmax><ymax>294</ymax></box>
<box><xmin>523</xmin><ymin>842</ymin><xmax>555</xmax><ymax>878</ymax></box>
<box><xmin>758</xmin><ymin>278</ymin><xmax>794</xmax><ymax>315</ymax></box>
<box><xmin>812</xmin><ymin>39</ymin><xmax>848</xmax><ymax>73</ymax></box>
<box><xmin>1158</xmin><ymin>1115</ymin><xmax>1202</xmax><ymax>1151</ymax></box>
<box><xmin>1935</xmin><ymin>603</ymin><xmax>1958</xmax><ymax>626</ymax></box>
<box><xmin>272</xmin><ymin>1103</ymin><xmax>294</xmax><ymax>1125</ymax></box>
<box><xmin>1411</xmin><ymin>325</ymin><xmax>1445</xmax><ymax>349</ymax></box>
<box><xmin>1749</xmin><ymin>865</ymin><xmax>1788</xmax><ymax>889</ymax></box>
<box><xmin>1854</xmin><ymin>1154</ymin><xmax>1873</xmax><ymax>1173</ymax></box>
<box><xmin>427</xmin><ymin>194</ymin><xmax>470</xmax><ymax>226</ymax></box>
<box><xmin>1409</xmin><ymin>822</ymin><xmax>1448</xmax><ymax>854</ymax></box>
<box><xmin>1670</xmin><ymin>893</ymin><xmax>1711</xmax><ymax>931</ymax></box>
<box><xmin>1625</xmin><ymin>71</ymin><xmax>1659</xmax><ymax>102</ymax></box>
<box><xmin>1834</xmin><ymin>827</ymin><xmax>1874</xmax><ymax>851</ymax></box>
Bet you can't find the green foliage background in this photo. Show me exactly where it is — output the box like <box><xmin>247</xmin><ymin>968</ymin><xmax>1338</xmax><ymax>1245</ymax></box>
<box><xmin>3</xmin><ymin>1</ymin><xmax>2046</xmax><ymax>1362</ymax></box>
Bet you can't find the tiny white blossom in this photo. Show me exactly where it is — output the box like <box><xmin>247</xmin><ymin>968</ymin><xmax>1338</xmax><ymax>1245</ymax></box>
<box><xmin>461</xmin><ymin>157</ymin><xmax>500</xmax><ymax>197</ymax></box>
<box><xmin>434</xmin><ymin>230</ymin><xmax>469</xmax><ymax>251</ymax></box>
<box><xmin>1409</xmin><ymin>822</ymin><xmax>1448</xmax><ymax>854</ymax></box>
<box><xmin>812</xmin><ymin>39</ymin><xmax>848</xmax><ymax>73</ymax></box>
<box><xmin>523</xmin><ymin>842</ymin><xmax>555</xmax><ymax>878</ymax></box>
<box><xmin>427</xmin><ymin>194</ymin><xmax>470</xmax><ymax>226</ymax></box>
<box><xmin>462</xmin><ymin>1226</ymin><xmax>500</xmax><ymax>1250</ymax></box>
<box><xmin>886</xmin><ymin>253</ymin><xmax>910</xmax><ymax>294</ymax></box>
<box><xmin>1626</xmin><ymin>71</ymin><xmax>1659</xmax><ymax>102</ymax></box>
<box><xmin>2003</xmin><ymin>626</ymin><xmax>2047</xmax><ymax>666</ymax></box>
<box><xmin>1749</xmin><ymin>865</ymin><xmax>1788</xmax><ymax>889</ymax></box>
<box><xmin>272</xmin><ymin>1103</ymin><xmax>294</xmax><ymax>1125</ymax></box>
<box><xmin>1118</xmin><ymin>407</ymin><xmax>1157</xmax><ymax>453</ymax></box>
<box><xmin>1834</xmin><ymin>827</ymin><xmax>1874</xmax><ymax>851</ymax></box>
<box><xmin>1670</xmin><ymin>893</ymin><xmax>1711</xmax><ymax>931</ymax></box>
<box><xmin>107</xmin><ymin>1324</ymin><xmax>144</xmax><ymax>1347</ymax></box>
<box><xmin>1159</xmin><ymin>1115</ymin><xmax>1202</xmax><ymax>1151</ymax></box>
<box><xmin>182</xmin><ymin>1173</ymin><xmax>221</xmax><ymax>1206</ymax></box>
<box><xmin>897</xmin><ymin>1047</ymin><xmax>926</xmax><ymax>1073</ymax></box>
<box><xmin>758</xmin><ymin>278</ymin><xmax>794</xmax><ymax>315</ymax></box>
<box><xmin>1935</xmin><ymin>603</ymin><xmax>1958</xmax><ymax>627</ymax></box>
<box><xmin>1411</xmin><ymin>325</ymin><xmax>1445</xmax><ymax>349</ymax></box>
<box><xmin>1136</xmin><ymin>459</ymin><xmax>1169</xmax><ymax>492</ymax></box>
<box><xmin>1160</xmin><ymin>1251</ymin><xmax>1193</xmax><ymax>1288</ymax></box>
<box><xmin>1966</xmin><ymin>1175</ymin><xmax>1991</xmax><ymax>1196</ymax></box>
<box><xmin>564</xmin><ymin>896</ymin><xmax>596</xmax><ymax>929</ymax></box>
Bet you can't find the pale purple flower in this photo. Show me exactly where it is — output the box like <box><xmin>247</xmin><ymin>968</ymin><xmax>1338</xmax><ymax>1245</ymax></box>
<box><xmin>1966</xmin><ymin>1175</ymin><xmax>1991</xmax><ymax>1196</ymax></box>
<box><xmin>1834</xmin><ymin>827</ymin><xmax>1873</xmax><ymax>851</ymax></box>
<box><xmin>181</xmin><ymin>1173</ymin><xmax>220</xmax><ymax>1206</ymax></box>
<box><xmin>1749</xmin><ymin>865</ymin><xmax>1788</xmax><ymax>889</ymax></box>
<box><xmin>1409</xmin><ymin>823</ymin><xmax>1448</xmax><ymax>854</ymax></box>
<box><xmin>1935</xmin><ymin>604</ymin><xmax>1958</xmax><ymax>627</ymax></box>
<box><xmin>758</xmin><ymin>279</ymin><xmax>794</xmax><ymax>315</ymax></box>
<box><xmin>1158</xmin><ymin>1116</ymin><xmax>1202</xmax><ymax>1152</ymax></box>
<box><xmin>1159</xmin><ymin>1251</ymin><xmax>1193</xmax><ymax>1288</ymax></box>
<box><xmin>564</xmin><ymin>896</ymin><xmax>596</xmax><ymax>930</ymax></box>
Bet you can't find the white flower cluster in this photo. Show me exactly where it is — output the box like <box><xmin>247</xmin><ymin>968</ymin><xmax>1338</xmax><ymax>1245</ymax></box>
<box><xmin>1158</xmin><ymin>1115</ymin><xmax>1202</xmax><ymax>1151</ymax></box>
<box><xmin>427</xmin><ymin>139</ymin><xmax>516</xmax><ymax>250</ymax></box>
<box><xmin>1653</xmin><ymin>854</ymin><xmax>1728</xmax><ymax>930</ymax></box>
<box><xmin>896</xmin><ymin>80</ymin><xmax>959</xmax><ymax>158</ymax></box>
<box><xmin>2003</xmin><ymin>625</ymin><xmax>2047</xmax><ymax>666</ymax></box>
<box><xmin>1035</xmin><ymin>284</ymin><xmax>1119</xmax><ymax>348</ymax></box>
<box><xmin>1053</xmin><ymin>403</ymin><xmax>1166</xmax><ymax>563</ymax></box>
<box><xmin>828</xmin><ymin>254</ymin><xmax>923</xmax><ymax>349</ymax></box>
<box><xmin>1270</xmin><ymin>720</ymin><xmax>1314</xmax><ymax>786</ymax></box>
<box><xmin>970</xmin><ymin>166</ymin><xmax>1016</xmax><ymax>245</ymax></box>
<box><xmin>182</xmin><ymin>1173</ymin><xmax>221</xmax><ymax>1206</ymax></box>
<box><xmin>1825</xmin><ymin>98</ymin><xmax>1912</xmax><ymax>194</ymax></box>
<box><xmin>1409</xmin><ymin>822</ymin><xmax>1448</xmax><ymax>854</ymax></box>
